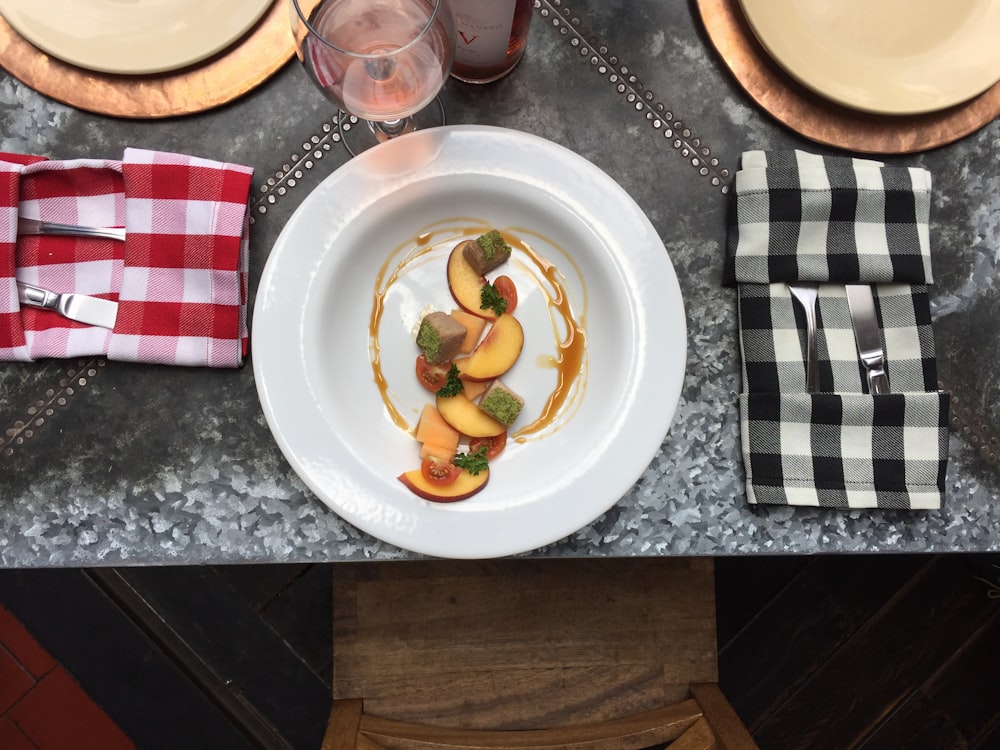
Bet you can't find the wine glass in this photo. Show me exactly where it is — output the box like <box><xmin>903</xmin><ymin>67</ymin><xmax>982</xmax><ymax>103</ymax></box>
<box><xmin>291</xmin><ymin>0</ymin><xmax>456</xmax><ymax>155</ymax></box>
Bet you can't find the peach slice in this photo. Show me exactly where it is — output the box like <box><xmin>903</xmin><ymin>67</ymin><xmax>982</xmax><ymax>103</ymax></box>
<box><xmin>398</xmin><ymin>466</ymin><xmax>489</xmax><ymax>503</ymax></box>
<box><xmin>436</xmin><ymin>392</ymin><xmax>506</xmax><ymax>437</ymax></box>
<box><xmin>447</xmin><ymin>241</ymin><xmax>495</xmax><ymax>321</ymax></box>
<box><xmin>458</xmin><ymin>314</ymin><xmax>524</xmax><ymax>382</ymax></box>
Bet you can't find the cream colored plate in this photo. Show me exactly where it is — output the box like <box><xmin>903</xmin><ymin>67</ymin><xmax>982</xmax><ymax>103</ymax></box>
<box><xmin>738</xmin><ymin>0</ymin><xmax>1000</xmax><ymax>114</ymax></box>
<box><xmin>0</xmin><ymin>0</ymin><xmax>273</xmax><ymax>75</ymax></box>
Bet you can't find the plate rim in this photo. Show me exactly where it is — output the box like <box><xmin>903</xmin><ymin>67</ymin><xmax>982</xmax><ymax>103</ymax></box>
<box><xmin>252</xmin><ymin>125</ymin><xmax>686</xmax><ymax>558</ymax></box>
<box><xmin>737</xmin><ymin>0</ymin><xmax>1000</xmax><ymax>115</ymax></box>
<box><xmin>0</xmin><ymin>0</ymin><xmax>274</xmax><ymax>75</ymax></box>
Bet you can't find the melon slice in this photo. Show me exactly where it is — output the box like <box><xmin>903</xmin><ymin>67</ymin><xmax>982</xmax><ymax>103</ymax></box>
<box><xmin>414</xmin><ymin>404</ymin><xmax>460</xmax><ymax>462</ymax></box>
<box><xmin>461</xmin><ymin>379</ymin><xmax>491</xmax><ymax>402</ymax></box>
<box><xmin>450</xmin><ymin>308</ymin><xmax>488</xmax><ymax>352</ymax></box>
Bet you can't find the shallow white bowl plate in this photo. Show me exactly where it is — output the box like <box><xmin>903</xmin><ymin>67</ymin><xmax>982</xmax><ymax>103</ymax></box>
<box><xmin>738</xmin><ymin>0</ymin><xmax>1000</xmax><ymax>115</ymax></box>
<box><xmin>252</xmin><ymin>126</ymin><xmax>686</xmax><ymax>559</ymax></box>
<box><xmin>0</xmin><ymin>0</ymin><xmax>272</xmax><ymax>75</ymax></box>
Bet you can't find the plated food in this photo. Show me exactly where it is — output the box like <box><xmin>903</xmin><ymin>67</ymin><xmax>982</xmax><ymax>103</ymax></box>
<box><xmin>398</xmin><ymin>230</ymin><xmax>528</xmax><ymax>503</ymax></box>
<box><xmin>252</xmin><ymin>125</ymin><xmax>685</xmax><ymax>558</ymax></box>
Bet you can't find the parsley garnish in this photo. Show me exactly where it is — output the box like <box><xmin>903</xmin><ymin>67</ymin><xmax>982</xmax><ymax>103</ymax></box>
<box><xmin>453</xmin><ymin>446</ymin><xmax>489</xmax><ymax>475</ymax></box>
<box><xmin>480</xmin><ymin>282</ymin><xmax>508</xmax><ymax>316</ymax></box>
<box><xmin>435</xmin><ymin>364</ymin><xmax>464</xmax><ymax>398</ymax></box>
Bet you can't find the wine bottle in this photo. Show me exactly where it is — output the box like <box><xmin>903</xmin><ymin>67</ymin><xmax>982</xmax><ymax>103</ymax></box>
<box><xmin>449</xmin><ymin>0</ymin><xmax>533</xmax><ymax>83</ymax></box>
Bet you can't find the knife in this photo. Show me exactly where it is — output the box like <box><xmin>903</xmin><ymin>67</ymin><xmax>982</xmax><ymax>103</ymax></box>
<box><xmin>845</xmin><ymin>284</ymin><xmax>889</xmax><ymax>394</ymax></box>
<box><xmin>16</xmin><ymin>282</ymin><xmax>119</xmax><ymax>329</ymax></box>
<box><xmin>18</xmin><ymin>216</ymin><xmax>126</xmax><ymax>242</ymax></box>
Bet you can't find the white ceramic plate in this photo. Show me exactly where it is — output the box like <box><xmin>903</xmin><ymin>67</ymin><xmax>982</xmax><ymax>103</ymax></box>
<box><xmin>252</xmin><ymin>126</ymin><xmax>686</xmax><ymax>558</ymax></box>
<box><xmin>738</xmin><ymin>0</ymin><xmax>1000</xmax><ymax>114</ymax></box>
<box><xmin>0</xmin><ymin>0</ymin><xmax>272</xmax><ymax>75</ymax></box>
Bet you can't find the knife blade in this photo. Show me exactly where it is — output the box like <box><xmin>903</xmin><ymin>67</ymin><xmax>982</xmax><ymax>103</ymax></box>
<box><xmin>17</xmin><ymin>216</ymin><xmax>126</xmax><ymax>242</ymax></box>
<box><xmin>16</xmin><ymin>282</ymin><xmax>119</xmax><ymax>329</ymax></box>
<box><xmin>845</xmin><ymin>284</ymin><xmax>889</xmax><ymax>394</ymax></box>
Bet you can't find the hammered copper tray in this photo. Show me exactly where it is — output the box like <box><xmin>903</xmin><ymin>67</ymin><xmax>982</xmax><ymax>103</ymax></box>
<box><xmin>0</xmin><ymin>0</ymin><xmax>294</xmax><ymax>119</ymax></box>
<box><xmin>698</xmin><ymin>0</ymin><xmax>1000</xmax><ymax>154</ymax></box>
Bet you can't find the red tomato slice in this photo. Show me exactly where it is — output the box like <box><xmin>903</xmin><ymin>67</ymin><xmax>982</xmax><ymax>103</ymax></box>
<box><xmin>416</xmin><ymin>354</ymin><xmax>452</xmax><ymax>392</ymax></box>
<box><xmin>420</xmin><ymin>457</ymin><xmax>461</xmax><ymax>486</ymax></box>
<box><xmin>469</xmin><ymin>431</ymin><xmax>507</xmax><ymax>460</ymax></box>
<box><xmin>493</xmin><ymin>275</ymin><xmax>518</xmax><ymax>314</ymax></box>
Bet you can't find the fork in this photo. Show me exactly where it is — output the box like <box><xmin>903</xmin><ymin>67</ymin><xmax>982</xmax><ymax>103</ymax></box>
<box><xmin>788</xmin><ymin>282</ymin><xmax>820</xmax><ymax>393</ymax></box>
<box><xmin>17</xmin><ymin>216</ymin><xmax>126</xmax><ymax>242</ymax></box>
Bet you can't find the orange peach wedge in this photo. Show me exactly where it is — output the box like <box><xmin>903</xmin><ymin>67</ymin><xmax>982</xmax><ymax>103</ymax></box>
<box><xmin>436</xmin><ymin>392</ymin><xmax>506</xmax><ymax>437</ymax></box>
<box><xmin>447</xmin><ymin>241</ymin><xmax>495</xmax><ymax>321</ymax></box>
<box><xmin>398</xmin><ymin>466</ymin><xmax>489</xmax><ymax>502</ymax></box>
<box><xmin>459</xmin><ymin>314</ymin><xmax>523</xmax><ymax>381</ymax></box>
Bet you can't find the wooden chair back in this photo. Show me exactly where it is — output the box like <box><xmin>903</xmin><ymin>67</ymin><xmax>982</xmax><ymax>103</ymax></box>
<box><xmin>323</xmin><ymin>557</ymin><xmax>757</xmax><ymax>750</ymax></box>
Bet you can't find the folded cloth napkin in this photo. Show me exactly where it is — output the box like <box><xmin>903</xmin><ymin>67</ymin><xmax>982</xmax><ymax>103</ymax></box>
<box><xmin>0</xmin><ymin>148</ymin><xmax>253</xmax><ymax>367</ymax></box>
<box><xmin>727</xmin><ymin>150</ymin><xmax>949</xmax><ymax>510</ymax></box>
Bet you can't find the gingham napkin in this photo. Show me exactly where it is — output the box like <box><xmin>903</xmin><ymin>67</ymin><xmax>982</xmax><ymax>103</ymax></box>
<box><xmin>0</xmin><ymin>148</ymin><xmax>253</xmax><ymax>367</ymax></box>
<box><xmin>727</xmin><ymin>150</ymin><xmax>949</xmax><ymax>510</ymax></box>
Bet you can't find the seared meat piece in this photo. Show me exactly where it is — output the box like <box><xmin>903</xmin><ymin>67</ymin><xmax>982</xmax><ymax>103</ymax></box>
<box><xmin>477</xmin><ymin>379</ymin><xmax>524</xmax><ymax>427</ymax></box>
<box><xmin>416</xmin><ymin>311</ymin><xmax>467</xmax><ymax>364</ymax></box>
<box><xmin>462</xmin><ymin>230</ymin><xmax>512</xmax><ymax>275</ymax></box>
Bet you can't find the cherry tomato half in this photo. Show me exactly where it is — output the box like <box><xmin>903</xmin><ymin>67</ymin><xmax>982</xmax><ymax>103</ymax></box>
<box><xmin>416</xmin><ymin>354</ymin><xmax>452</xmax><ymax>393</ymax></box>
<box><xmin>420</xmin><ymin>457</ymin><xmax>461</xmax><ymax>486</ymax></box>
<box><xmin>493</xmin><ymin>275</ymin><xmax>518</xmax><ymax>315</ymax></box>
<box><xmin>469</xmin><ymin>431</ymin><xmax>507</xmax><ymax>460</ymax></box>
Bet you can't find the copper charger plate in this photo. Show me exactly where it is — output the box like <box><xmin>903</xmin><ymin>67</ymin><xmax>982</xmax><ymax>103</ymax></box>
<box><xmin>0</xmin><ymin>1</ymin><xmax>294</xmax><ymax>119</ymax></box>
<box><xmin>697</xmin><ymin>0</ymin><xmax>1000</xmax><ymax>154</ymax></box>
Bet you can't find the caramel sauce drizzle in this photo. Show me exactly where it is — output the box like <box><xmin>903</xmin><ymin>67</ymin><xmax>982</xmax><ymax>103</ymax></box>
<box><xmin>369</xmin><ymin>220</ymin><xmax>588</xmax><ymax>442</ymax></box>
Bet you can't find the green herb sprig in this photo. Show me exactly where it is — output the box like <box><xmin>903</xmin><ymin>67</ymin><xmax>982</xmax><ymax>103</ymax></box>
<box><xmin>453</xmin><ymin>446</ymin><xmax>489</xmax><ymax>475</ymax></box>
<box><xmin>479</xmin><ymin>282</ymin><xmax>508</xmax><ymax>316</ymax></box>
<box><xmin>435</xmin><ymin>364</ymin><xmax>465</xmax><ymax>398</ymax></box>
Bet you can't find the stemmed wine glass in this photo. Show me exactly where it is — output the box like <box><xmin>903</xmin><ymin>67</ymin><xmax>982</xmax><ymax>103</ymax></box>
<box><xmin>290</xmin><ymin>0</ymin><xmax>457</xmax><ymax>155</ymax></box>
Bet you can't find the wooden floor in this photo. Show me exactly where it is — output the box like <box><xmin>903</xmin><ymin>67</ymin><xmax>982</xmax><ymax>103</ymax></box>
<box><xmin>1</xmin><ymin>552</ymin><xmax>999</xmax><ymax>749</ymax></box>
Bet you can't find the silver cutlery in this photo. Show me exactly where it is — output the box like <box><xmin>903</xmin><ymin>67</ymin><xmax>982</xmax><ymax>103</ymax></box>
<box><xmin>788</xmin><ymin>282</ymin><xmax>820</xmax><ymax>393</ymax></box>
<box><xmin>16</xmin><ymin>281</ymin><xmax>119</xmax><ymax>329</ymax></box>
<box><xmin>845</xmin><ymin>284</ymin><xmax>889</xmax><ymax>394</ymax></box>
<box><xmin>18</xmin><ymin>216</ymin><xmax>126</xmax><ymax>242</ymax></box>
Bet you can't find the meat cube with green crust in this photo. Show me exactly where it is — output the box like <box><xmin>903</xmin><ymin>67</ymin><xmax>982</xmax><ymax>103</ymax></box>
<box><xmin>477</xmin><ymin>379</ymin><xmax>524</xmax><ymax>427</ymax></box>
<box><xmin>463</xmin><ymin>229</ymin><xmax>512</xmax><ymax>275</ymax></box>
<box><xmin>416</xmin><ymin>311</ymin><xmax>467</xmax><ymax>364</ymax></box>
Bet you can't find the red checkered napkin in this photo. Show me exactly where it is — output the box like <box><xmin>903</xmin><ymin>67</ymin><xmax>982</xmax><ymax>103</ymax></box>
<box><xmin>0</xmin><ymin>148</ymin><xmax>253</xmax><ymax>367</ymax></box>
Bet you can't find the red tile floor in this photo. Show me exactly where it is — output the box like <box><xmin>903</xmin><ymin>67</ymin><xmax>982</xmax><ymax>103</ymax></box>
<box><xmin>0</xmin><ymin>604</ymin><xmax>135</xmax><ymax>749</ymax></box>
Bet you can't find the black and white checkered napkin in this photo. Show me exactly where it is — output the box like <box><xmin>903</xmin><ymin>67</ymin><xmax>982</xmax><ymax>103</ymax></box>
<box><xmin>727</xmin><ymin>150</ymin><xmax>949</xmax><ymax>510</ymax></box>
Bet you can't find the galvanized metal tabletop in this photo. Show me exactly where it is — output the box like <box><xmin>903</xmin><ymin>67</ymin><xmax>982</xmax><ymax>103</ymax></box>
<box><xmin>2</xmin><ymin>0</ymin><xmax>998</xmax><ymax>565</ymax></box>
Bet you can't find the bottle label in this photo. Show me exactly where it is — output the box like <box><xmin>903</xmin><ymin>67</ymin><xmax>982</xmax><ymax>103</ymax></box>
<box><xmin>453</xmin><ymin>0</ymin><xmax>517</xmax><ymax>68</ymax></box>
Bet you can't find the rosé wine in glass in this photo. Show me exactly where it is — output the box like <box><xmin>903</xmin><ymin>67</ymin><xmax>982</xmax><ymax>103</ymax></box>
<box><xmin>291</xmin><ymin>0</ymin><xmax>456</xmax><ymax>154</ymax></box>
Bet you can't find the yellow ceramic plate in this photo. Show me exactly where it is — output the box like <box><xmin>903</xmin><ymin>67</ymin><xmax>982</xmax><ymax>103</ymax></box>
<box><xmin>0</xmin><ymin>0</ymin><xmax>273</xmax><ymax>75</ymax></box>
<box><xmin>738</xmin><ymin>0</ymin><xmax>1000</xmax><ymax>114</ymax></box>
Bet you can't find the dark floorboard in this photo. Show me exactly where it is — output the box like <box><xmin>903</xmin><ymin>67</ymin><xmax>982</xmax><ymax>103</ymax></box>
<box><xmin>715</xmin><ymin>553</ymin><xmax>1000</xmax><ymax>750</ymax></box>
<box><xmin>0</xmin><ymin>569</ymin><xmax>261</xmax><ymax>749</ymax></box>
<box><xmin>2</xmin><ymin>552</ymin><xmax>999</xmax><ymax>749</ymax></box>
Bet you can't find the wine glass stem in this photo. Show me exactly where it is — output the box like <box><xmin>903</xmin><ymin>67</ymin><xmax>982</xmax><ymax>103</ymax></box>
<box><xmin>373</xmin><ymin>118</ymin><xmax>414</xmax><ymax>142</ymax></box>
